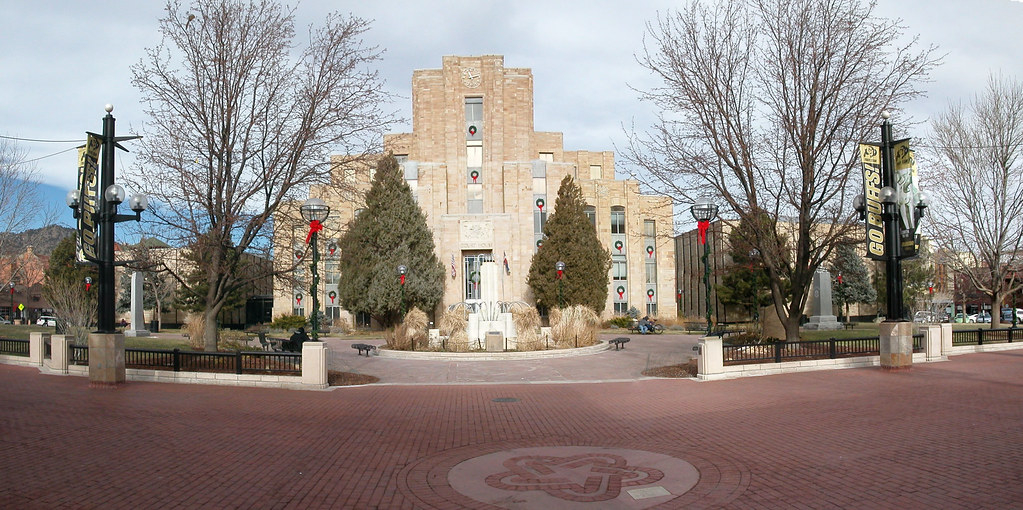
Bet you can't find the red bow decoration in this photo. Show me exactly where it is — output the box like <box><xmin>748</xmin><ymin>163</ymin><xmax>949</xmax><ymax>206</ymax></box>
<box><xmin>618</xmin><ymin>288</ymin><xmax>625</xmax><ymax>299</ymax></box>
<box><xmin>306</xmin><ymin>219</ymin><xmax>323</xmax><ymax>244</ymax></box>
<box><xmin>837</xmin><ymin>274</ymin><xmax>843</xmax><ymax>285</ymax></box>
<box><xmin>85</xmin><ymin>282</ymin><xmax>91</xmax><ymax>291</ymax></box>
<box><xmin>399</xmin><ymin>274</ymin><xmax>406</xmax><ymax>285</ymax></box>
<box><xmin>697</xmin><ymin>220</ymin><xmax>710</xmax><ymax>245</ymax></box>
<box><xmin>556</xmin><ymin>269</ymin><xmax>563</xmax><ymax>279</ymax></box>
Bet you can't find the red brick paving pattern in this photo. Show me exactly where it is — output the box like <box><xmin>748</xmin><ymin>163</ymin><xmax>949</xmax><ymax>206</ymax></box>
<box><xmin>1</xmin><ymin>350</ymin><xmax>1022</xmax><ymax>508</ymax></box>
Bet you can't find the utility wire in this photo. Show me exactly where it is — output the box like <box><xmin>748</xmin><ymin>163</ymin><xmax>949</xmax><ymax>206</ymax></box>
<box><xmin>20</xmin><ymin>146</ymin><xmax>79</xmax><ymax>164</ymax></box>
<box><xmin>0</xmin><ymin>134</ymin><xmax>85</xmax><ymax>144</ymax></box>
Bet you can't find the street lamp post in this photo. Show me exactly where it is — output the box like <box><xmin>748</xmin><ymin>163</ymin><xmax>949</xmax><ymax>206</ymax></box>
<box><xmin>8</xmin><ymin>282</ymin><xmax>13</xmax><ymax>323</ymax></box>
<box><xmin>65</xmin><ymin>105</ymin><xmax>148</xmax><ymax>334</ymax></box>
<box><xmin>853</xmin><ymin>111</ymin><xmax>928</xmax><ymax>369</ymax></box>
<box><xmin>300</xmin><ymin>198</ymin><xmax>330</xmax><ymax>341</ymax></box>
<box><xmin>397</xmin><ymin>265</ymin><xmax>408</xmax><ymax>318</ymax></box>
<box><xmin>690</xmin><ymin>199</ymin><xmax>719</xmax><ymax>336</ymax></box>
<box><xmin>555</xmin><ymin>261</ymin><xmax>566</xmax><ymax>308</ymax></box>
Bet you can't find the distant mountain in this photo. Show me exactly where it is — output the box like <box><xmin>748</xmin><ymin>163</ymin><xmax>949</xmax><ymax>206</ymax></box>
<box><xmin>1</xmin><ymin>225</ymin><xmax>76</xmax><ymax>256</ymax></box>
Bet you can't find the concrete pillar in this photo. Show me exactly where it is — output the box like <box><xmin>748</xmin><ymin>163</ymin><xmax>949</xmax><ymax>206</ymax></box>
<box><xmin>923</xmin><ymin>325</ymin><xmax>945</xmax><ymax>362</ymax></box>
<box><xmin>879</xmin><ymin>321</ymin><xmax>913</xmax><ymax>369</ymax></box>
<box><xmin>51</xmin><ymin>335</ymin><xmax>70</xmax><ymax>374</ymax></box>
<box><xmin>88</xmin><ymin>333</ymin><xmax>125</xmax><ymax>385</ymax></box>
<box><xmin>301</xmin><ymin>341</ymin><xmax>327</xmax><ymax>389</ymax></box>
<box><xmin>940</xmin><ymin>323</ymin><xmax>953</xmax><ymax>355</ymax></box>
<box><xmin>29</xmin><ymin>332</ymin><xmax>49</xmax><ymax>366</ymax></box>
<box><xmin>697</xmin><ymin>336</ymin><xmax>723</xmax><ymax>380</ymax></box>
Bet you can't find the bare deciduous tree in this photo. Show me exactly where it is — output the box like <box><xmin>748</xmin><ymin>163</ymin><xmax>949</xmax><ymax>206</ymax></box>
<box><xmin>129</xmin><ymin>0</ymin><xmax>396</xmax><ymax>350</ymax></box>
<box><xmin>626</xmin><ymin>0</ymin><xmax>939</xmax><ymax>341</ymax></box>
<box><xmin>0</xmin><ymin>138</ymin><xmax>42</xmax><ymax>263</ymax></box>
<box><xmin>925</xmin><ymin>74</ymin><xmax>1023</xmax><ymax>327</ymax></box>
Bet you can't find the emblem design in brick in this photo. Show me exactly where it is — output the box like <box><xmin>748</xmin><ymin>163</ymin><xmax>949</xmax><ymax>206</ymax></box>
<box><xmin>484</xmin><ymin>453</ymin><xmax>664</xmax><ymax>502</ymax></box>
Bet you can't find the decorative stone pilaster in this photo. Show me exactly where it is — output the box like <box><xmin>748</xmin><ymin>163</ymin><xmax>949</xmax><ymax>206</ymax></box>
<box><xmin>697</xmin><ymin>336</ymin><xmax>723</xmax><ymax>380</ymax></box>
<box><xmin>301</xmin><ymin>342</ymin><xmax>327</xmax><ymax>389</ymax></box>
<box><xmin>29</xmin><ymin>332</ymin><xmax>49</xmax><ymax>366</ymax></box>
<box><xmin>88</xmin><ymin>333</ymin><xmax>125</xmax><ymax>385</ymax></box>
<box><xmin>879</xmin><ymin>321</ymin><xmax>913</xmax><ymax>369</ymax></box>
<box><xmin>50</xmin><ymin>335</ymin><xmax>71</xmax><ymax>374</ymax></box>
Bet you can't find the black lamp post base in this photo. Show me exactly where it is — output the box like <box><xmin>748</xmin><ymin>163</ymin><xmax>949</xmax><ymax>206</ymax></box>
<box><xmin>879</xmin><ymin>321</ymin><xmax>913</xmax><ymax>370</ymax></box>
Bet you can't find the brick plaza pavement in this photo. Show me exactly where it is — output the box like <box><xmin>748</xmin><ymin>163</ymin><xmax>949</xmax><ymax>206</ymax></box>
<box><xmin>1</xmin><ymin>349</ymin><xmax>1021</xmax><ymax>508</ymax></box>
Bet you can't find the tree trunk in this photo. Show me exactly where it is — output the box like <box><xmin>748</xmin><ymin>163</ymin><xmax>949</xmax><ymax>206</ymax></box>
<box><xmin>202</xmin><ymin>307</ymin><xmax>220</xmax><ymax>352</ymax></box>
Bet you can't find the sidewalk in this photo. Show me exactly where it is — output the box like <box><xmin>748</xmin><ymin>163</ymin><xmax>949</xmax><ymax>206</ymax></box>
<box><xmin>2</xmin><ymin>341</ymin><xmax>1021</xmax><ymax>508</ymax></box>
<box><xmin>320</xmin><ymin>332</ymin><xmax>700</xmax><ymax>385</ymax></box>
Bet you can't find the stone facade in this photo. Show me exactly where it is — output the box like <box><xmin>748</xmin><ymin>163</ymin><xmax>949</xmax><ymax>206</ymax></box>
<box><xmin>273</xmin><ymin>55</ymin><xmax>675</xmax><ymax>323</ymax></box>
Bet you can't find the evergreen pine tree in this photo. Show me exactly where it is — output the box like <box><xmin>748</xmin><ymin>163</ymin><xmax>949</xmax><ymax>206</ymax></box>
<box><xmin>336</xmin><ymin>154</ymin><xmax>444</xmax><ymax>326</ymax></box>
<box><xmin>830</xmin><ymin>244</ymin><xmax>877</xmax><ymax>321</ymax></box>
<box><xmin>527</xmin><ymin>175</ymin><xmax>611</xmax><ymax>312</ymax></box>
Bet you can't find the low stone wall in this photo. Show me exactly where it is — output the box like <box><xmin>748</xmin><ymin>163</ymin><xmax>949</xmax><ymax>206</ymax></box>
<box><xmin>9</xmin><ymin>334</ymin><xmax>329</xmax><ymax>390</ymax></box>
<box><xmin>695</xmin><ymin>323</ymin><xmax>1023</xmax><ymax>381</ymax></box>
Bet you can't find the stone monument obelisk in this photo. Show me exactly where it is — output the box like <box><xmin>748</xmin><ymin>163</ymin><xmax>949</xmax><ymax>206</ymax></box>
<box><xmin>123</xmin><ymin>271</ymin><xmax>150</xmax><ymax>337</ymax></box>
<box><xmin>803</xmin><ymin>268</ymin><xmax>841</xmax><ymax>330</ymax></box>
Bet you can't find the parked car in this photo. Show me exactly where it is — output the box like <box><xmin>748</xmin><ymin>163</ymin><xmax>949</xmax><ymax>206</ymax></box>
<box><xmin>975</xmin><ymin>312</ymin><xmax>991</xmax><ymax>323</ymax></box>
<box><xmin>953</xmin><ymin>313</ymin><xmax>969</xmax><ymax>323</ymax></box>
<box><xmin>0</xmin><ymin>317</ymin><xmax>11</xmax><ymax>325</ymax></box>
<box><xmin>913</xmin><ymin>311</ymin><xmax>936</xmax><ymax>323</ymax></box>
<box><xmin>36</xmin><ymin>316</ymin><xmax>57</xmax><ymax>327</ymax></box>
<box><xmin>1000</xmin><ymin>308</ymin><xmax>1023</xmax><ymax>322</ymax></box>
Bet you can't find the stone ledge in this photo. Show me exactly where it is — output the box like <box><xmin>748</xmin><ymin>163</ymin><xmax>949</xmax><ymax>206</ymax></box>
<box><xmin>378</xmin><ymin>341</ymin><xmax>609</xmax><ymax>360</ymax></box>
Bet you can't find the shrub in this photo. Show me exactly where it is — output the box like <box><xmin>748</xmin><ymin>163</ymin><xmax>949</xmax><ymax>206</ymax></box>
<box><xmin>270</xmin><ymin>314</ymin><xmax>307</xmax><ymax>331</ymax></box>
<box><xmin>185</xmin><ymin>313</ymin><xmax>205</xmax><ymax>350</ymax></box>
<box><xmin>550</xmin><ymin>305</ymin><xmax>600</xmax><ymax>348</ymax></box>
<box><xmin>440</xmin><ymin>307</ymin><xmax>470</xmax><ymax>352</ymax></box>
<box><xmin>388</xmin><ymin>307</ymin><xmax>429</xmax><ymax>350</ymax></box>
<box><xmin>331</xmin><ymin>317</ymin><xmax>353</xmax><ymax>335</ymax></box>
<box><xmin>511</xmin><ymin>304</ymin><xmax>544</xmax><ymax>351</ymax></box>
<box><xmin>605</xmin><ymin>315</ymin><xmax>634</xmax><ymax>328</ymax></box>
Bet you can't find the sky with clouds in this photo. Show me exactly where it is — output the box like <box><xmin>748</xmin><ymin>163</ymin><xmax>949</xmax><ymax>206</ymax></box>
<box><xmin>1</xmin><ymin>0</ymin><xmax>1021</xmax><ymax>222</ymax></box>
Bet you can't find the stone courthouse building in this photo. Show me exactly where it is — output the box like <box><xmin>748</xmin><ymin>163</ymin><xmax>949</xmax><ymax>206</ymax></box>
<box><xmin>273</xmin><ymin>55</ymin><xmax>675</xmax><ymax>324</ymax></box>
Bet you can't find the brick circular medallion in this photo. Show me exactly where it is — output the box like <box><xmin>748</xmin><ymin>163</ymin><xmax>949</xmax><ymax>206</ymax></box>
<box><xmin>398</xmin><ymin>442</ymin><xmax>749</xmax><ymax>509</ymax></box>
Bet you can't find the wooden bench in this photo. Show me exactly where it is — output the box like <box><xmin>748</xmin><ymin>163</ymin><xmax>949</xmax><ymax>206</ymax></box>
<box><xmin>843</xmin><ymin>322</ymin><xmax>856</xmax><ymax>330</ymax></box>
<box><xmin>352</xmin><ymin>343</ymin><xmax>377</xmax><ymax>356</ymax></box>
<box><xmin>609</xmin><ymin>337</ymin><xmax>630</xmax><ymax>350</ymax></box>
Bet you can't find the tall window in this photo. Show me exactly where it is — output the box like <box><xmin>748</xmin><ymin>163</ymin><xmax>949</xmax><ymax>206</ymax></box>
<box><xmin>533</xmin><ymin>160</ymin><xmax>547</xmax><ymax>251</ymax></box>
<box><xmin>644</xmin><ymin>220</ymin><xmax>657</xmax><ymax>316</ymax></box>
<box><xmin>403</xmin><ymin>160</ymin><xmax>418</xmax><ymax>203</ymax></box>
<box><xmin>590</xmin><ymin>164</ymin><xmax>602</xmax><ymax>180</ymax></box>
<box><xmin>467</xmin><ymin>184</ymin><xmax>483</xmax><ymax>214</ymax></box>
<box><xmin>613</xmin><ymin>260</ymin><xmax>628</xmax><ymax>281</ymax></box>
<box><xmin>466</xmin><ymin>138</ymin><xmax>483</xmax><ymax>213</ymax></box>
<box><xmin>465</xmin><ymin>97</ymin><xmax>483</xmax><ymax>141</ymax></box>
<box><xmin>611</xmin><ymin>208</ymin><xmax>625</xmax><ymax>234</ymax></box>
<box><xmin>465</xmin><ymin>97</ymin><xmax>483</xmax><ymax>123</ymax></box>
<box><xmin>325</xmin><ymin>259</ymin><xmax>340</xmax><ymax>285</ymax></box>
<box><xmin>585</xmin><ymin>205</ymin><xmax>596</xmax><ymax>228</ymax></box>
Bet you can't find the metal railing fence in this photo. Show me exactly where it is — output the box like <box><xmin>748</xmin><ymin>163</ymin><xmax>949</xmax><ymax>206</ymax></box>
<box><xmin>723</xmin><ymin>334</ymin><xmax>924</xmax><ymax>365</ymax></box>
<box><xmin>952</xmin><ymin>327</ymin><xmax>1019</xmax><ymax>346</ymax></box>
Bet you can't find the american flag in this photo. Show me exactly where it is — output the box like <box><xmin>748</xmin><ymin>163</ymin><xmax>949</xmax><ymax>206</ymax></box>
<box><xmin>503</xmin><ymin>252</ymin><xmax>510</xmax><ymax>274</ymax></box>
<box><xmin>450</xmin><ymin>254</ymin><xmax>456</xmax><ymax>277</ymax></box>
